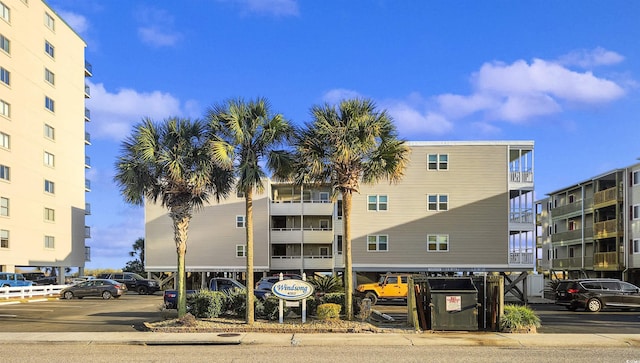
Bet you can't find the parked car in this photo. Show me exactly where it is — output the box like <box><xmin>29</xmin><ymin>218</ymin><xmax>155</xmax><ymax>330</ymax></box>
<box><xmin>60</xmin><ymin>279</ymin><xmax>127</xmax><ymax>300</ymax></box>
<box><xmin>164</xmin><ymin>277</ymin><xmax>271</xmax><ymax>309</ymax></box>
<box><xmin>554</xmin><ymin>278</ymin><xmax>640</xmax><ymax>312</ymax></box>
<box><xmin>254</xmin><ymin>275</ymin><xmax>301</xmax><ymax>299</ymax></box>
<box><xmin>21</xmin><ymin>272</ymin><xmax>57</xmax><ymax>285</ymax></box>
<box><xmin>97</xmin><ymin>272</ymin><xmax>160</xmax><ymax>295</ymax></box>
<box><xmin>0</xmin><ymin>273</ymin><xmax>34</xmax><ymax>287</ymax></box>
<box><xmin>355</xmin><ymin>273</ymin><xmax>410</xmax><ymax>305</ymax></box>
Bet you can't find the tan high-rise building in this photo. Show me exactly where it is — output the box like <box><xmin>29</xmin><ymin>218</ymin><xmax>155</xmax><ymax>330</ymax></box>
<box><xmin>0</xmin><ymin>0</ymin><xmax>90</xmax><ymax>277</ymax></box>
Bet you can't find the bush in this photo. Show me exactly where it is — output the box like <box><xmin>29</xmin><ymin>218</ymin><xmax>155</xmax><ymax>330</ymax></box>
<box><xmin>225</xmin><ymin>288</ymin><xmax>262</xmax><ymax>317</ymax></box>
<box><xmin>317</xmin><ymin>303</ymin><xmax>341</xmax><ymax>320</ymax></box>
<box><xmin>186</xmin><ymin>290</ymin><xmax>226</xmax><ymax>318</ymax></box>
<box><xmin>500</xmin><ymin>304</ymin><xmax>541</xmax><ymax>333</ymax></box>
<box><xmin>259</xmin><ymin>296</ymin><xmax>283</xmax><ymax>321</ymax></box>
<box><xmin>309</xmin><ymin>275</ymin><xmax>343</xmax><ymax>293</ymax></box>
<box><xmin>321</xmin><ymin>292</ymin><xmax>344</xmax><ymax>312</ymax></box>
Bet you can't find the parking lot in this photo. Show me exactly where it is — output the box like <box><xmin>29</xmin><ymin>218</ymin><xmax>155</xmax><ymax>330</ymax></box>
<box><xmin>2</xmin><ymin>294</ymin><xmax>640</xmax><ymax>333</ymax></box>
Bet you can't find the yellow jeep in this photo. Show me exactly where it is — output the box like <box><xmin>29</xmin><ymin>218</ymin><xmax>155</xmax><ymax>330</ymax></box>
<box><xmin>355</xmin><ymin>274</ymin><xmax>410</xmax><ymax>305</ymax></box>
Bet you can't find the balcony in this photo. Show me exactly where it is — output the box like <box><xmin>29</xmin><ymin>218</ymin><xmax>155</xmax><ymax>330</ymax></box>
<box><xmin>84</xmin><ymin>226</ymin><xmax>91</xmax><ymax>238</ymax></box>
<box><xmin>270</xmin><ymin>228</ymin><xmax>334</xmax><ymax>244</ymax></box>
<box><xmin>594</xmin><ymin>251</ymin><xmax>622</xmax><ymax>271</ymax></box>
<box><xmin>85</xmin><ymin>203</ymin><xmax>91</xmax><ymax>215</ymax></box>
<box><xmin>593</xmin><ymin>187</ymin><xmax>621</xmax><ymax>209</ymax></box>
<box><xmin>84</xmin><ymin>61</ymin><xmax>93</xmax><ymax>77</ymax></box>
<box><xmin>85</xmin><ymin>179</ymin><xmax>91</xmax><ymax>192</ymax></box>
<box><xmin>270</xmin><ymin>199</ymin><xmax>334</xmax><ymax>216</ymax></box>
<box><xmin>550</xmin><ymin>198</ymin><xmax>593</xmax><ymax>217</ymax></box>
<box><xmin>594</xmin><ymin>220</ymin><xmax>622</xmax><ymax>239</ymax></box>
<box><xmin>84</xmin><ymin>246</ymin><xmax>91</xmax><ymax>262</ymax></box>
<box><xmin>84</xmin><ymin>132</ymin><xmax>91</xmax><ymax>145</ymax></box>
<box><xmin>551</xmin><ymin>228</ymin><xmax>594</xmax><ymax>243</ymax></box>
<box><xmin>85</xmin><ymin>108</ymin><xmax>91</xmax><ymax>122</ymax></box>
<box><xmin>552</xmin><ymin>256</ymin><xmax>594</xmax><ymax>270</ymax></box>
<box><xmin>508</xmin><ymin>252</ymin><xmax>535</xmax><ymax>265</ymax></box>
<box><xmin>84</xmin><ymin>84</ymin><xmax>90</xmax><ymax>98</ymax></box>
<box><xmin>270</xmin><ymin>255</ymin><xmax>333</xmax><ymax>270</ymax></box>
<box><xmin>85</xmin><ymin>156</ymin><xmax>91</xmax><ymax>169</ymax></box>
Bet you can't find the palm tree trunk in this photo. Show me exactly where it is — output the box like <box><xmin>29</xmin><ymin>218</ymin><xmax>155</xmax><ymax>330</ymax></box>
<box><xmin>245</xmin><ymin>187</ymin><xmax>255</xmax><ymax>325</ymax></box>
<box><xmin>343</xmin><ymin>191</ymin><xmax>354</xmax><ymax>320</ymax></box>
<box><xmin>172</xmin><ymin>210</ymin><xmax>191</xmax><ymax>318</ymax></box>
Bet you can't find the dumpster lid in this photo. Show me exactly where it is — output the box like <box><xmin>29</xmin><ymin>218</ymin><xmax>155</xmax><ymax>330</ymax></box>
<box><xmin>426</xmin><ymin>277</ymin><xmax>477</xmax><ymax>291</ymax></box>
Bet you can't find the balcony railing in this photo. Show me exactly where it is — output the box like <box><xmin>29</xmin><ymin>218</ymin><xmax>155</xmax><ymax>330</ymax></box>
<box><xmin>550</xmin><ymin>198</ymin><xmax>593</xmax><ymax>217</ymax></box>
<box><xmin>84</xmin><ymin>226</ymin><xmax>91</xmax><ymax>238</ymax></box>
<box><xmin>509</xmin><ymin>209</ymin><xmax>534</xmax><ymax>223</ymax></box>
<box><xmin>85</xmin><ymin>179</ymin><xmax>91</xmax><ymax>191</ymax></box>
<box><xmin>84</xmin><ymin>84</ymin><xmax>90</xmax><ymax>98</ymax></box>
<box><xmin>510</xmin><ymin>171</ymin><xmax>533</xmax><ymax>183</ymax></box>
<box><xmin>594</xmin><ymin>251</ymin><xmax>622</xmax><ymax>270</ymax></box>
<box><xmin>84</xmin><ymin>132</ymin><xmax>91</xmax><ymax>145</ymax></box>
<box><xmin>85</xmin><ymin>203</ymin><xmax>91</xmax><ymax>215</ymax></box>
<box><xmin>551</xmin><ymin>228</ymin><xmax>594</xmax><ymax>243</ymax></box>
<box><xmin>552</xmin><ymin>256</ymin><xmax>594</xmax><ymax>269</ymax></box>
<box><xmin>84</xmin><ymin>61</ymin><xmax>93</xmax><ymax>77</ymax></box>
<box><xmin>85</xmin><ymin>246</ymin><xmax>91</xmax><ymax>262</ymax></box>
<box><xmin>84</xmin><ymin>108</ymin><xmax>91</xmax><ymax>121</ymax></box>
<box><xmin>594</xmin><ymin>220</ymin><xmax>621</xmax><ymax>239</ymax></box>
<box><xmin>508</xmin><ymin>252</ymin><xmax>535</xmax><ymax>265</ymax></box>
<box><xmin>593</xmin><ymin>187</ymin><xmax>621</xmax><ymax>208</ymax></box>
<box><xmin>85</xmin><ymin>156</ymin><xmax>91</xmax><ymax>168</ymax></box>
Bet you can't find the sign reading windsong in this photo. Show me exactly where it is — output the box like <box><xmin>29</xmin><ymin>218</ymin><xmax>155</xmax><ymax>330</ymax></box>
<box><xmin>271</xmin><ymin>279</ymin><xmax>314</xmax><ymax>300</ymax></box>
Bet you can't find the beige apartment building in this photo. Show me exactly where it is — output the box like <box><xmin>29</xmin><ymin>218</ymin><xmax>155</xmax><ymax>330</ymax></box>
<box><xmin>536</xmin><ymin>162</ymin><xmax>640</xmax><ymax>285</ymax></box>
<box><xmin>0</xmin><ymin>0</ymin><xmax>90</xmax><ymax>278</ymax></box>
<box><xmin>145</xmin><ymin>141</ymin><xmax>535</xmax><ymax>285</ymax></box>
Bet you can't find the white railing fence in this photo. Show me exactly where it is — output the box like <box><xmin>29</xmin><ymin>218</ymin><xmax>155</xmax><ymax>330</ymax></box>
<box><xmin>0</xmin><ymin>285</ymin><xmax>66</xmax><ymax>300</ymax></box>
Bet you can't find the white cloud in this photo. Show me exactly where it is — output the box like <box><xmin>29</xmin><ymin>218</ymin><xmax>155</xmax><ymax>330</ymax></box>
<box><xmin>57</xmin><ymin>11</ymin><xmax>89</xmax><ymax>35</ymax></box>
<box><xmin>86</xmin><ymin>81</ymin><xmax>197</xmax><ymax>141</ymax></box>
<box><xmin>138</xmin><ymin>27</ymin><xmax>181</xmax><ymax>47</ymax></box>
<box><xmin>558</xmin><ymin>47</ymin><xmax>625</xmax><ymax>68</ymax></box>
<box><xmin>135</xmin><ymin>7</ymin><xmax>182</xmax><ymax>47</ymax></box>
<box><xmin>224</xmin><ymin>0</ymin><xmax>299</xmax><ymax>17</ymax></box>
<box><xmin>384</xmin><ymin>102</ymin><xmax>453</xmax><ymax>135</ymax></box>
<box><xmin>321</xmin><ymin>88</ymin><xmax>363</xmax><ymax>105</ymax></box>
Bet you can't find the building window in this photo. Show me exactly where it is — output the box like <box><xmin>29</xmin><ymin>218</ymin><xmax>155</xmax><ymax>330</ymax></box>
<box><xmin>45</xmin><ymin>96</ymin><xmax>55</xmax><ymax>112</ymax></box>
<box><xmin>336</xmin><ymin>200</ymin><xmax>343</xmax><ymax>219</ymax></box>
<box><xmin>44</xmin><ymin>235</ymin><xmax>55</xmax><ymax>249</ymax></box>
<box><xmin>0</xmin><ymin>131</ymin><xmax>8</xmax><ymax>149</ymax></box>
<box><xmin>336</xmin><ymin>235</ymin><xmax>343</xmax><ymax>255</ymax></box>
<box><xmin>45</xmin><ymin>68</ymin><xmax>54</xmax><ymax>85</ymax></box>
<box><xmin>368</xmin><ymin>195</ymin><xmax>388</xmax><ymax>211</ymax></box>
<box><xmin>236</xmin><ymin>215</ymin><xmax>245</xmax><ymax>228</ymax></box>
<box><xmin>428</xmin><ymin>153</ymin><xmax>448</xmax><ymax>170</ymax></box>
<box><xmin>367</xmin><ymin>235</ymin><xmax>388</xmax><ymax>252</ymax></box>
<box><xmin>568</xmin><ymin>220</ymin><xmax>576</xmax><ymax>231</ymax></box>
<box><xmin>427</xmin><ymin>194</ymin><xmax>448</xmax><ymax>211</ymax></box>
<box><xmin>0</xmin><ymin>67</ymin><xmax>9</xmax><ymax>85</ymax></box>
<box><xmin>0</xmin><ymin>34</ymin><xmax>9</xmax><ymax>53</ymax></box>
<box><xmin>44</xmin><ymin>12</ymin><xmax>55</xmax><ymax>30</ymax></box>
<box><xmin>44</xmin><ymin>151</ymin><xmax>54</xmax><ymax>167</ymax></box>
<box><xmin>319</xmin><ymin>192</ymin><xmax>329</xmax><ymax>202</ymax></box>
<box><xmin>568</xmin><ymin>194</ymin><xmax>575</xmax><ymax>204</ymax></box>
<box><xmin>0</xmin><ymin>99</ymin><xmax>9</xmax><ymax>117</ymax></box>
<box><xmin>44</xmin><ymin>179</ymin><xmax>55</xmax><ymax>194</ymax></box>
<box><xmin>45</xmin><ymin>40</ymin><xmax>54</xmax><ymax>58</ymax></box>
<box><xmin>319</xmin><ymin>219</ymin><xmax>329</xmax><ymax>230</ymax></box>
<box><xmin>0</xmin><ymin>229</ymin><xmax>8</xmax><ymax>248</ymax></box>
<box><xmin>427</xmin><ymin>234</ymin><xmax>449</xmax><ymax>252</ymax></box>
<box><xmin>0</xmin><ymin>165</ymin><xmax>8</xmax><ymax>181</ymax></box>
<box><xmin>634</xmin><ymin>171</ymin><xmax>640</xmax><ymax>186</ymax></box>
<box><xmin>634</xmin><ymin>205</ymin><xmax>640</xmax><ymax>220</ymax></box>
<box><xmin>0</xmin><ymin>196</ymin><xmax>8</xmax><ymax>216</ymax></box>
<box><xmin>634</xmin><ymin>239</ymin><xmax>640</xmax><ymax>254</ymax></box>
<box><xmin>235</xmin><ymin>245</ymin><xmax>246</xmax><ymax>258</ymax></box>
<box><xmin>569</xmin><ymin>247</ymin><xmax>575</xmax><ymax>258</ymax></box>
<box><xmin>44</xmin><ymin>207</ymin><xmax>55</xmax><ymax>222</ymax></box>
<box><xmin>0</xmin><ymin>2</ymin><xmax>9</xmax><ymax>23</ymax></box>
<box><xmin>44</xmin><ymin>124</ymin><xmax>54</xmax><ymax>140</ymax></box>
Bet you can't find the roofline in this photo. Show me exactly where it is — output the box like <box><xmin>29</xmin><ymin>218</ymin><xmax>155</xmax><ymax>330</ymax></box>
<box><xmin>406</xmin><ymin>140</ymin><xmax>534</xmax><ymax>147</ymax></box>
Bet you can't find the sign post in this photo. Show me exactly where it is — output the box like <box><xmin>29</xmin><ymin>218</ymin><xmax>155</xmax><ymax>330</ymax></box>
<box><xmin>272</xmin><ymin>273</ymin><xmax>314</xmax><ymax>324</ymax></box>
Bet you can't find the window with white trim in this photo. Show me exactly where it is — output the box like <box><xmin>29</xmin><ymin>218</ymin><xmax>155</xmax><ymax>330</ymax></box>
<box><xmin>0</xmin><ymin>164</ymin><xmax>8</xmax><ymax>181</ymax></box>
<box><xmin>0</xmin><ymin>99</ymin><xmax>9</xmax><ymax>117</ymax></box>
<box><xmin>336</xmin><ymin>235</ymin><xmax>343</xmax><ymax>255</ymax></box>
<box><xmin>319</xmin><ymin>192</ymin><xmax>329</xmax><ymax>202</ymax></box>
<box><xmin>45</xmin><ymin>68</ymin><xmax>54</xmax><ymax>85</ymax></box>
<box><xmin>0</xmin><ymin>229</ymin><xmax>8</xmax><ymax>248</ymax></box>
<box><xmin>0</xmin><ymin>131</ymin><xmax>8</xmax><ymax>149</ymax></box>
<box><xmin>634</xmin><ymin>171</ymin><xmax>640</xmax><ymax>186</ymax></box>
<box><xmin>44</xmin><ymin>151</ymin><xmax>54</xmax><ymax>167</ymax></box>
<box><xmin>427</xmin><ymin>234</ymin><xmax>449</xmax><ymax>252</ymax></box>
<box><xmin>336</xmin><ymin>200</ymin><xmax>343</xmax><ymax>219</ymax></box>
<box><xmin>44</xmin><ymin>207</ymin><xmax>55</xmax><ymax>222</ymax></box>
<box><xmin>367</xmin><ymin>235</ymin><xmax>388</xmax><ymax>252</ymax></box>
<box><xmin>368</xmin><ymin>195</ymin><xmax>388</xmax><ymax>211</ymax></box>
<box><xmin>45</xmin><ymin>40</ymin><xmax>54</xmax><ymax>58</ymax></box>
<box><xmin>0</xmin><ymin>2</ymin><xmax>9</xmax><ymax>23</ymax></box>
<box><xmin>44</xmin><ymin>235</ymin><xmax>55</xmax><ymax>249</ymax></box>
<box><xmin>44</xmin><ymin>179</ymin><xmax>54</xmax><ymax>194</ymax></box>
<box><xmin>0</xmin><ymin>67</ymin><xmax>9</xmax><ymax>85</ymax></box>
<box><xmin>0</xmin><ymin>34</ymin><xmax>9</xmax><ymax>53</ymax></box>
<box><xmin>427</xmin><ymin>153</ymin><xmax>448</xmax><ymax>170</ymax></box>
<box><xmin>45</xmin><ymin>96</ymin><xmax>54</xmax><ymax>112</ymax></box>
<box><xmin>634</xmin><ymin>205</ymin><xmax>640</xmax><ymax>220</ymax></box>
<box><xmin>235</xmin><ymin>245</ymin><xmax>246</xmax><ymax>257</ymax></box>
<box><xmin>44</xmin><ymin>12</ymin><xmax>55</xmax><ymax>30</ymax></box>
<box><xmin>236</xmin><ymin>215</ymin><xmax>245</xmax><ymax>228</ymax></box>
<box><xmin>0</xmin><ymin>196</ymin><xmax>8</xmax><ymax>216</ymax></box>
<box><xmin>634</xmin><ymin>239</ymin><xmax>640</xmax><ymax>254</ymax></box>
<box><xmin>427</xmin><ymin>194</ymin><xmax>448</xmax><ymax>211</ymax></box>
<box><xmin>44</xmin><ymin>124</ymin><xmax>54</xmax><ymax>140</ymax></box>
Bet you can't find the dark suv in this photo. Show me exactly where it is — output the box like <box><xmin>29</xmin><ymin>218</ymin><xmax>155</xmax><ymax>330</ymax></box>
<box><xmin>554</xmin><ymin>278</ymin><xmax>640</xmax><ymax>312</ymax></box>
<box><xmin>97</xmin><ymin>272</ymin><xmax>160</xmax><ymax>295</ymax></box>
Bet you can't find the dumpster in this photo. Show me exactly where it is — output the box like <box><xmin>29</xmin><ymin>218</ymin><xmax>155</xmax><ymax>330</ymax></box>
<box><xmin>426</xmin><ymin>277</ymin><xmax>479</xmax><ymax>331</ymax></box>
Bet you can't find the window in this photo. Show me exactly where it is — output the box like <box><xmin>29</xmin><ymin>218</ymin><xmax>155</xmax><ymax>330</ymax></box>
<box><xmin>336</xmin><ymin>235</ymin><xmax>343</xmax><ymax>254</ymax></box>
<box><xmin>427</xmin><ymin>194</ymin><xmax>448</xmax><ymax>211</ymax></box>
<box><xmin>0</xmin><ymin>2</ymin><xmax>9</xmax><ymax>22</ymax></box>
<box><xmin>44</xmin><ymin>124</ymin><xmax>54</xmax><ymax>139</ymax></box>
<box><xmin>44</xmin><ymin>151</ymin><xmax>54</xmax><ymax>167</ymax></box>
<box><xmin>634</xmin><ymin>239</ymin><xmax>640</xmax><ymax>254</ymax></box>
<box><xmin>44</xmin><ymin>179</ymin><xmax>54</xmax><ymax>194</ymax></box>
<box><xmin>569</xmin><ymin>247</ymin><xmax>574</xmax><ymax>258</ymax></box>
<box><xmin>45</xmin><ymin>40</ymin><xmax>54</xmax><ymax>58</ymax></box>
<box><xmin>428</xmin><ymin>153</ymin><xmax>448</xmax><ymax>170</ymax></box>
<box><xmin>0</xmin><ymin>229</ymin><xmax>7</xmax><ymax>248</ymax></box>
<box><xmin>336</xmin><ymin>200</ymin><xmax>343</xmax><ymax>219</ymax></box>
<box><xmin>367</xmin><ymin>235</ymin><xmax>388</xmax><ymax>252</ymax></box>
<box><xmin>44</xmin><ymin>68</ymin><xmax>54</xmax><ymax>85</ymax></box>
<box><xmin>319</xmin><ymin>192</ymin><xmax>329</xmax><ymax>202</ymax></box>
<box><xmin>0</xmin><ymin>196</ymin><xmax>8</xmax><ymax>216</ymax></box>
<box><xmin>0</xmin><ymin>131</ymin><xmax>8</xmax><ymax>149</ymax></box>
<box><xmin>427</xmin><ymin>234</ymin><xmax>449</xmax><ymax>252</ymax></box>
<box><xmin>0</xmin><ymin>67</ymin><xmax>9</xmax><ymax>85</ymax></box>
<box><xmin>0</xmin><ymin>164</ymin><xmax>8</xmax><ymax>181</ymax></box>
<box><xmin>236</xmin><ymin>215</ymin><xmax>245</xmax><ymax>228</ymax></box>
<box><xmin>236</xmin><ymin>245</ymin><xmax>246</xmax><ymax>258</ymax></box>
<box><xmin>319</xmin><ymin>219</ymin><xmax>329</xmax><ymax>230</ymax></box>
<box><xmin>568</xmin><ymin>220</ymin><xmax>576</xmax><ymax>231</ymax></box>
<box><xmin>0</xmin><ymin>34</ymin><xmax>9</xmax><ymax>53</ymax></box>
<box><xmin>634</xmin><ymin>171</ymin><xmax>640</xmax><ymax>186</ymax></box>
<box><xmin>368</xmin><ymin>195</ymin><xmax>388</xmax><ymax>211</ymax></box>
<box><xmin>0</xmin><ymin>99</ymin><xmax>9</xmax><ymax>117</ymax></box>
<box><xmin>45</xmin><ymin>96</ymin><xmax>54</xmax><ymax>112</ymax></box>
<box><xmin>44</xmin><ymin>207</ymin><xmax>55</xmax><ymax>221</ymax></box>
<box><xmin>568</xmin><ymin>194</ymin><xmax>575</xmax><ymax>204</ymax></box>
<box><xmin>44</xmin><ymin>235</ymin><xmax>55</xmax><ymax>249</ymax></box>
<box><xmin>44</xmin><ymin>12</ymin><xmax>55</xmax><ymax>30</ymax></box>
<box><xmin>634</xmin><ymin>205</ymin><xmax>640</xmax><ymax>220</ymax></box>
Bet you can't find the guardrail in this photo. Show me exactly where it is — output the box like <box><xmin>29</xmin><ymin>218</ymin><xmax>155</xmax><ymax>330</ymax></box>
<box><xmin>0</xmin><ymin>285</ymin><xmax>66</xmax><ymax>300</ymax></box>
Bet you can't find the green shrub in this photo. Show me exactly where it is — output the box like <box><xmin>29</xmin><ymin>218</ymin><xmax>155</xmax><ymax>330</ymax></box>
<box><xmin>500</xmin><ymin>304</ymin><xmax>541</xmax><ymax>332</ymax></box>
<box><xmin>259</xmin><ymin>296</ymin><xmax>284</xmax><ymax>321</ymax></box>
<box><xmin>317</xmin><ymin>303</ymin><xmax>341</xmax><ymax>320</ymax></box>
<box><xmin>186</xmin><ymin>290</ymin><xmax>226</xmax><ymax>318</ymax></box>
<box><xmin>225</xmin><ymin>288</ymin><xmax>261</xmax><ymax>317</ymax></box>
<box><xmin>309</xmin><ymin>275</ymin><xmax>343</xmax><ymax>293</ymax></box>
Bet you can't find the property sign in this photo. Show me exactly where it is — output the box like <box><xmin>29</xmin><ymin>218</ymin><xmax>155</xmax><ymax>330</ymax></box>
<box><xmin>445</xmin><ymin>295</ymin><xmax>462</xmax><ymax>311</ymax></box>
<box><xmin>271</xmin><ymin>279</ymin><xmax>314</xmax><ymax>301</ymax></box>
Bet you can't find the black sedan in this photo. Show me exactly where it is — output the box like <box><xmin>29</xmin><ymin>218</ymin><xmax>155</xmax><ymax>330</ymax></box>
<box><xmin>60</xmin><ymin>279</ymin><xmax>127</xmax><ymax>300</ymax></box>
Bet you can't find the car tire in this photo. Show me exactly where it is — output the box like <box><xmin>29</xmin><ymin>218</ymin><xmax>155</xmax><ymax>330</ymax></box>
<box><xmin>586</xmin><ymin>298</ymin><xmax>602</xmax><ymax>312</ymax></box>
<box><xmin>63</xmin><ymin>291</ymin><xmax>74</xmax><ymax>300</ymax></box>
<box><xmin>364</xmin><ymin>292</ymin><xmax>378</xmax><ymax>305</ymax></box>
<box><xmin>102</xmin><ymin>291</ymin><xmax>113</xmax><ymax>300</ymax></box>
<box><xmin>137</xmin><ymin>286</ymin><xmax>149</xmax><ymax>295</ymax></box>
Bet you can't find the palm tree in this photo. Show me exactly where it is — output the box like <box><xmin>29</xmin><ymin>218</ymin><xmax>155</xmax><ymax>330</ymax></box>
<box><xmin>206</xmin><ymin>97</ymin><xmax>292</xmax><ymax>325</ymax></box>
<box><xmin>114</xmin><ymin>117</ymin><xmax>234</xmax><ymax>317</ymax></box>
<box><xmin>293</xmin><ymin>98</ymin><xmax>410</xmax><ymax>320</ymax></box>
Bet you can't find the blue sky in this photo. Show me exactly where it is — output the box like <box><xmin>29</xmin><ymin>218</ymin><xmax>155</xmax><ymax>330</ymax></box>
<box><xmin>46</xmin><ymin>0</ymin><xmax>640</xmax><ymax>270</ymax></box>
